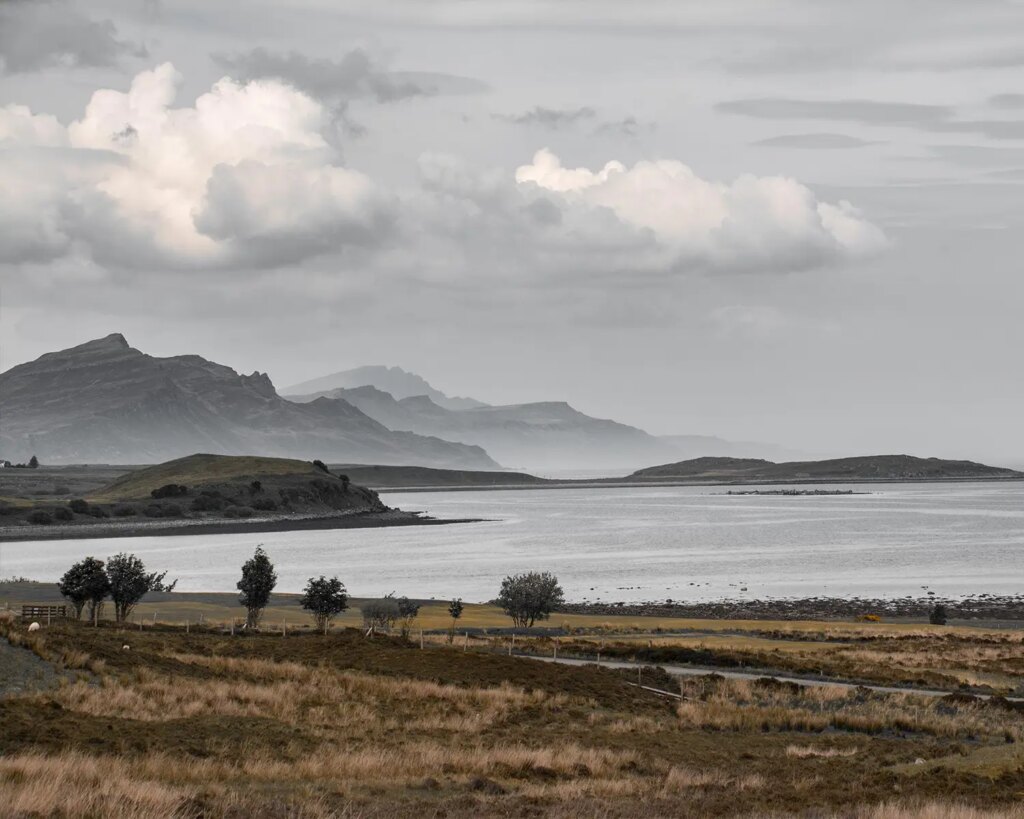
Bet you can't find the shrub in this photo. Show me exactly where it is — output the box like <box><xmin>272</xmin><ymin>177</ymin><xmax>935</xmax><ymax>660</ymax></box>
<box><xmin>312</xmin><ymin>459</ymin><xmax>330</xmax><ymax>474</ymax></box>
<box><xmin>52</xmin><ymin>485</ymin><xmax>71</xmax><ymax>495</ymax></box>
<box><xmin>151</xmin><ymin>484</ymin><xmax>188</xmax><ymax>499</ymax></box>
<box><xmin>237</xmin><ymin>546</ymin><xmax>277</xmax><ymax>629</ymax></box>
<box><xmin>86</xmin><ymin>505</ymin><xmax>109</xmax><ymax>518</ymax></box>
<box><xmin>190</xmin><ymin>492</ymin><xmax>225</xmax><ymax>512</ymax></box>
<box><xmin>224</xmin><ymin>505</ymin><xmax>254</xmax><ymax>519</ymax></box>
<box><xmin>112</xmin><ymin>505</ymin><xmax>137</xmax><ymax>517</ymax></box>
<box><xmin>496</xmin><ymin>571</ymin><xmax>565</xmax><ymax>628</ymax></box>
<box><xmin>160</xmin><ymin>503</ymin><xmax>183</xmax><ymax>517</ymax></box>
<box><xmin>143</xmin><ymin>504</ymin><xmax>165</xmax><ymax>518</ymax></box>
<box><xmin>929</xmin><ymin>604</ymin><xmax>948</xmax><ymax>626</ymax></box>
<box><xmin>397</xmin><ymin>596</ymin><xmax>420</xmax><ymax>638</ymax></box>
<box><xmin>53</xmin><ymin>507</ymin><xmax>74</xmax><ymax>521</ymax></box>
<box><xmin>28</xmin><ymin>455</ymin><xmax>39</xmax><ymax>468</ymax></box>
<box><xmin>300</xmin><ymin>576</ymin><xmax>348</xmax><ymax>633</ymax></box>
<box><xmin>252</xmin><ymin>497</ymin><xmax>277</xmax><ymax>512</ymax></box>
<box><xmin>68</xmin><ymin>499</ymin><xmax>90</xmax><ymax>514</ymax></box>
<box><xmin>27</xmin><ymin>510</ymin><xmax>53</xmax><ymax>525</ymax></box>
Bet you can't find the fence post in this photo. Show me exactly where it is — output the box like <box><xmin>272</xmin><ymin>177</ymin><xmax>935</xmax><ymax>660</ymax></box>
<box><xmin>47</xmin><ymin>609</ymin><xmax>51</xmax><ymax>627</ymax></box>
<box><xmin>553</xmin><ymin>640</ymin><xmax>558</xmax><ymax>660</ymax></box>
<box><xmin>231</xmin><ymin>620</ymin><xmax>235</xmax><ymax>636</ymax></box>
<box><xmin>153</xmin><ymin>610</ymin><xmax>157</xmax><ymax>626</ymax></box>
<box><xmin>185</xmin><ymin>619</ymin><xmax>189</xmax><ymax>635</ymax></box>
<box><xmin>419</xmin><ymin>629</ymin><xmax>424</xmax><ymax>649</ymax></box>
<box><xmin>463</xmin><ymin>632</ymin><xmax>468</xmax><ymax>652</ymax></box>
<box><xmin>282</xmin><ymin>618</ymin><xmax>286</xmax><ymax>637</ymax></box>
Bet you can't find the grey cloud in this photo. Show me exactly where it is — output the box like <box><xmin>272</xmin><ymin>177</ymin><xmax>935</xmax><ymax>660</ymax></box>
<box><xmin>989</xmin><ymin>93</ymin><xmax>1024</xmax><ymax>109</ymax></box>
<box><xmin>0</xmin><ymin>0</ymin><xmax>140</xmax><ymax>74</ymax></box>
<box><xmin>495</xmin><ymin>106</ymin><xmax>596</xmax><ymax>128</ymax></box>
<box><xmin>753</xmin><ymin>133</ymin><xmax>880</xmax><ymax>149</ymax></box>
<box><xmin>212</xmin><ymin>47</ymin><xmax>486</xmax><ymax>105</ymax></box>
<box><xmin>717</xmin><ymin>98</ymin><xmax>953</xmax><ymax>126</ymax></box>
<box><xmin>594</xmin><ymin>116</ymin><xmax>645</xmax><ymax>137</ymax></box>
<box><xmin>927</xmin><ymin>145</ymin><xmax>1024</xmax><ymax>167</ymax></box>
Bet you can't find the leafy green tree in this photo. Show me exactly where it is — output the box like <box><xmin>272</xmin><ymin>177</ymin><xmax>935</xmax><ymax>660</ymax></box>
<box><xmin>57</xmin><ymin>557</ymin><xmax>110</xmax><ymax>620</ymax></box>
<box><xmin>237</xmin><ymin>546</ymin><xmax>277</xmax><ymax>629</ymax></box>
<box><xmin>447</xmin><ymin>598</ymin><xmax>464</xmax><ymax>643</ymax></box>
<box><xmin>106</xmin><ymin>553</ymin><xmax>176</xmax><ymax>622</ymax></box>
<box><xmin>496</xmin><ymin>571</ymin><xmax>564</xmax><ymax>628</ymax></box>
<box><xmin>300</xmin><ymin>576</ymin><xmax>348</xmax><ymax>633</ymax></box>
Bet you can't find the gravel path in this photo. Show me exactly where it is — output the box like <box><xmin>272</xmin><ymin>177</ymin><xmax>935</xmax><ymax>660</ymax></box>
<box><xmin>0</xmin><ymin>639</ymin><xmax>69</xmax><ymax>698</ymax></box>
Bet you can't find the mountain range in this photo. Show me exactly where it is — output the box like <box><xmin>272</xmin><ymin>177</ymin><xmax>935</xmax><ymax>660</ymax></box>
<box><xmin>0</xmin><ymin>335</ymin><xmax>496</xmax><ymax>468</ymax></box>
<box><xmin>0</xmin><ymin>334</ymin><xmax>808</xmax><ymax>471</ymax></box>
<box><xmin>285</xmin><ymin>384</ymin><xmax>671</xmax><ymax>471</ymax></box>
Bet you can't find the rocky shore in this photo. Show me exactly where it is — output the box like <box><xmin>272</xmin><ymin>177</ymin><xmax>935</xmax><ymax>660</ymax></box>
<box><xmin>556</xmin><ymin>594</ymin><xmax>1024</xmax><ymax>621</ymax></box>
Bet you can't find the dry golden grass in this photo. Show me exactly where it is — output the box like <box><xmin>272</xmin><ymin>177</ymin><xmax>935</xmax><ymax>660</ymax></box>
<box><xmin>785</xmin><ymin>744</ymin><xmax>859</xmax><ymax>759</ymax></box>
<box><xmin>676</xmin><ymin>678</ymin><xmax>1021</xmax><ymax>741</ymax></box>
<box><xmin>52</xmin><ymin>652</ymin><xmax>565</xmax><ymax>737</ymax></box>
<box><xmin>0</xmin><ymin>752</ymin><xmax>197</xmax><ymax>819</ymax></box>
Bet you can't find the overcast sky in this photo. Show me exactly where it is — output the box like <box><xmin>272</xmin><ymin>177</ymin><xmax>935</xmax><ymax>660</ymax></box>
<box><xmin>2</xmin><ymin>0</ymin><xmax>1023</xmax><ymax>464</ymax></box>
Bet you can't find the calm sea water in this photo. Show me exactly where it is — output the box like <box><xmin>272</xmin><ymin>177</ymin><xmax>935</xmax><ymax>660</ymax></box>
<box><xmin>4</xmin><ymin>482</ymin><xmax>1022</xmax><ymax>603</ymax></box>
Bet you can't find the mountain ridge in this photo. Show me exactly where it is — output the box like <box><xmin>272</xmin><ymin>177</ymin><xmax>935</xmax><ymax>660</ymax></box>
<box><xmin>0</xmin><ymin>336</ymin><xmax>499</xmax><ymax>469</ymax></box>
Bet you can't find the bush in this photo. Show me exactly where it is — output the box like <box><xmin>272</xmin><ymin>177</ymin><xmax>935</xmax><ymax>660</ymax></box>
<box><xmin>929</xmin><ymin>604</ymin><xmax>948</xmax><ymax>626</ymax></box>
<box><xmin>27</xmin><ymin>510</ymin><xmax>53</xmax><ymax>525</ymax></box>
<box><xmin>224</xmin><ymin>505</ymin><xmax>254</xmax><ymax>519</ymax></box>
<box><xmin>143</xmin><ymin>504</ymin><xmax>165</xmax><ymax>518</ymax></box>
<box><xmin>68</xmin><ymin>498</ymin><xmax>90</xmax><ymax>514</ymax></box>
<box><xmin>312</xmin><ymin>459</ymin><xmax>330</xmax><ymax>474</ymax></box>
<box><xmin>87</xmin><ymin>506</ymin><xmax>109</xmax><ymax>518</ymax></box>
<box><xmin>112</xmin><ymin>505</ymin><xmax>137</xmax><ymax>517</ymax></box>
<box><xmin>190</xmin><ymin>492</ymin><xmax>225</xmax><ymax>512</ymax></box>
<box><xmin>252</xmin><ymin>497</ymin><xmax>277</xmax><ymax>512</ymax></box>
<box><xmin>151</xmin><ymin>484</ymin><xmax>188</xmax><ymax>499</ymax></box>
<box><xmin>53</xmin><ymin>507</ymin><xmax>74</xmax><ymax>521</ymax></box>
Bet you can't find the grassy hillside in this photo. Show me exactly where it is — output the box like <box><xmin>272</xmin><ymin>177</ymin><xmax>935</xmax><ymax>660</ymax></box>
<box><xmin>1</xmin><ymin>616</ymin><xmax>1022</xmax><ymax>817</ymax></box>
<box><xmin>94</xmin><ymin>454</ymin><xmax>327</xmax><ymax>500</ymax></box>
<box><xmin>332</xmin><ymin>463</ymin><xmax>550</xmax><ymax>488</ymax></box>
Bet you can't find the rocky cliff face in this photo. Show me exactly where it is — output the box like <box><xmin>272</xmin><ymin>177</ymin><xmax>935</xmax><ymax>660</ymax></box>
<box><xmin>0</xmin><ymin>335</ymin><xmax>499</xmax><ymax>469</ymax></box>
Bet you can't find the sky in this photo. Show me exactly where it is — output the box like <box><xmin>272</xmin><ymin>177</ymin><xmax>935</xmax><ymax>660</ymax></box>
<box><xmin>2</xmin><ymin>0</ymin><xmax>1023</xmax><ymax>465</ymax></box>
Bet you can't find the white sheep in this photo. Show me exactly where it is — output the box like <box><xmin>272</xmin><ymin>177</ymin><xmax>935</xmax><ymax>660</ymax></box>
<box><xmin>122</xmin><ymin>644</ymin><xmax>131</xmax><ymax>651</ymax></box>
<box><xmin>27</xmin><ymin>622</ymin><xmax>40</xmax><ymax>632</ymax></box>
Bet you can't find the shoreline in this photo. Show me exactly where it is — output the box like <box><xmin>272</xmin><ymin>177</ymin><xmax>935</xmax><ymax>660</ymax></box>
<box><xmin>557</xmin><ymin>595</ymin><xmax>1024</xmax><ymax>622</ymax></box>
<box><xmin>0</xmin><ymin>511</ymin><xmax>484</xmax><ymax>543</ymax></box>
<box><xmin>373</xmin><ymin>475</ymin><xmax>1024</xmax><ymax>492</ymax></box>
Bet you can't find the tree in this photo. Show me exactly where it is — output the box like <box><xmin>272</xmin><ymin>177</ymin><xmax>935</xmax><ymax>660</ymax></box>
<box><xmin>447</xmin><ymin>598</ymin><xmax>464</xmax><ymax>643</ymax></box>
<box><xmin>929</xmin><ymin>604</ymin><xmax>948</xmax><ymax>626</ymax></box>
<box><xmin>28</xmin><ymin>455</ymin><xmax>39</xmax><ymax>468</ymax></box>
<box><xmin>237</xmin><ymin>546</ymin><xmax>277</xmax><ymax>629</ymax></box>
<box><xmin>57</xmin><ymin>557</ymin><xmax>110</xmax><ymax>620</ymax></box>
<box><xmin>396</xmin><ymin>596</ymin><xmax>420</xmax><ymax>638</ymax></box>
<box><xmin>300</xmin><ymin>576</ymin><xmax>348</xmax><ymax>633</ymax></box>
<box><xmin>106</xmin><ymin>553</ymin><xmax>176</xmax><ymax>622</ymax></box>
<box><xmin>496</xmin><ymin>571</ymin><xmax>564</xmax><ymax>628</ymax></box>
<box><xmin>361</xmin><ymin>597</ymin><xmax>400</xmax><ymax>633</ymax></box>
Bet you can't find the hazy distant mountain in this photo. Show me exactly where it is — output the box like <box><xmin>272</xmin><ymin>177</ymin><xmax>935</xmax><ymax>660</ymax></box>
<box><xmin>287</xmin><ymin>384</ymin><xmax>672</xmax><ymax>472</ymax></box>
<box><xmin>658</xmin><ymin>434</ymin><xmax>808</xmax><ymax>463</ymax></box>
<box><xmin>0</xmin><ymin>335</ymin><xmax>498</xmax><ymax>469</ymax></box>
<box><xmin>284</xmin><ymin>365</ymin><xmax>487</xmax><ymax>411</ymax></box>
<box><xmin>629</xmin><ymin>455</ymin><xmax>1023</xmax><ymax>481</ymax></box>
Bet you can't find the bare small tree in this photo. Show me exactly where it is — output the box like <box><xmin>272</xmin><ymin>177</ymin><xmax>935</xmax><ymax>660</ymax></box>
<box><xmin>361</xmin><ymin>597</ymin><xmax>400</xmax><ymax>634</ymax></box>
<box><xmin>396</xmin><ymin>596</ymin><xmax>420</xmax><ymax>638</ymax></box>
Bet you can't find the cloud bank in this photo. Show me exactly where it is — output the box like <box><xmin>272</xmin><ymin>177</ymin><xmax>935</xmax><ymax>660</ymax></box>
<box><xmin>0</xmin><ymin>65</ymin><xmax>886</xmax><ymax>281</ymax></box>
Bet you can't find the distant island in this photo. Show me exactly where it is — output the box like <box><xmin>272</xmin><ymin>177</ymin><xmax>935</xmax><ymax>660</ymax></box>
<box><xmin>625</xmin><ymin>454</ymin><xmax>1022</xmax><ymax>483</ymax></box>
